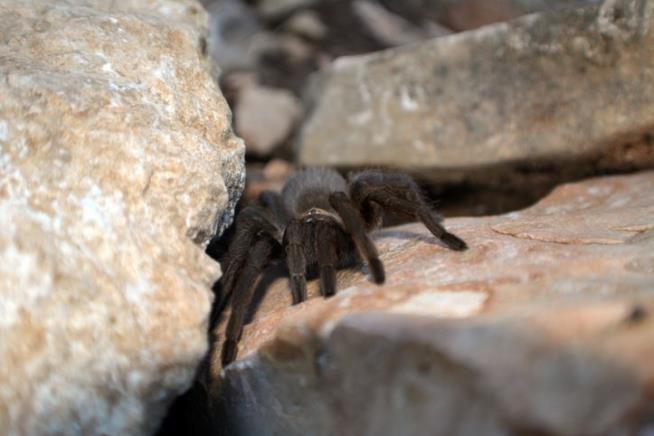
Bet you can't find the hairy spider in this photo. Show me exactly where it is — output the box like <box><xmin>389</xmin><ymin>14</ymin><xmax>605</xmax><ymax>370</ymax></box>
<box><xmin>218</xmin><ymin>168</ymin><xmax>467</xmax><ymax>366</ymax></box>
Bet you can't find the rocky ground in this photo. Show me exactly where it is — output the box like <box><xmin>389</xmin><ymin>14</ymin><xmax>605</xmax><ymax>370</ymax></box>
<box><xmin>213</xmin><ymin>170</ymin><xmax>654</xmax><ymax>435</ymax></box>
<box><xmin>1</xmin><ymin>0</ymin><xmax>653</xmax><ymax>435</ymax></box>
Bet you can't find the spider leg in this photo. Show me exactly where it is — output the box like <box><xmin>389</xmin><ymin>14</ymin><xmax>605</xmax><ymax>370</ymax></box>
<box><xmin>284</xmin><ymin>218</ymin><xmax>308</xmax><ymax>304</ymax></box>
<box><xmin>350</xmin><ymin>172</ymin><xmax>467</xmax><ymax>251</ymax></box>
<box><xmin>220</xmin><ymin>207</ymin><xmax>282</xmax><ymax>309</ymax></box>
<box><xmin>329</xmin><ymin>192</ymin><xmax>385</xmax><ymax>284</ymax></box>
<box><xmin>314</xmin><ymin>221</ymin><xmax>337</xmax><ymax>297</ymax></box>
<box><xmin>221</xmin><ymin>235</ymin><xmax>277</xmax><ymax>366</ymax></box>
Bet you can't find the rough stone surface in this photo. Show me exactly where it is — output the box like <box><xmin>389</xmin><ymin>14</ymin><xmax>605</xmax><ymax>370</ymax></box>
<box><xmin>213</xmin><ymin>171</ymin><xmax>654</xmax><ymax>435</ymax></box>
<box><xmin>0</xmin><ymin>0</ymin><xmax>244</xmax><ymax>434</ymax></box>
<box><xmin>299</xmin><ymin>0</ymin><xmax>654</xmax><ymax>188</ymax></box>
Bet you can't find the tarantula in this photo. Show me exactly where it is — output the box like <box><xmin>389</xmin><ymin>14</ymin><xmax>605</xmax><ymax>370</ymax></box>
<box><xmin>218</xmin><ymin>168</ymin><xmax>467</xmax><ymax>366</ymax></box>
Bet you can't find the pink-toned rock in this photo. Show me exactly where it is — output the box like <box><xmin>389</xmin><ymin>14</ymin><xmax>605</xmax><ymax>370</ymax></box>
<box><xmin>212</xmin><ymin>171</ymin><xmax>654</xmax><ymax>435</ymax></box>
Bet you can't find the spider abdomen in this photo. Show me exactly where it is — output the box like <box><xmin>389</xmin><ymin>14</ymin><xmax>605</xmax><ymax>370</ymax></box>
<box><xmin>282</xmin><ymin>168</ymin><xmax>347</xmax><ymax>217</ymax></box>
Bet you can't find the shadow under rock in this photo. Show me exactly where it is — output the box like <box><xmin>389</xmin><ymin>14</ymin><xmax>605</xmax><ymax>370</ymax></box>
<box><xmin>154</xmin><ymin>281</ymin><xmax>224</xmax><ymax>436</ymax></box>
<box><xmin>155</xmin><ymin>216</ymin><xmax>236</xmax><ymax>436</ymax></box>
<box><xmin>156</xmin><ymin>211</ymin><xmax>293</xmax><ymax>436</ymax></box>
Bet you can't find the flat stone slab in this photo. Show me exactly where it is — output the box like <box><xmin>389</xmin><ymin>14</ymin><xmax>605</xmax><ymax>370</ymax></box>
<box><xmin>213</xmin><ymin>171</ymin><xmax>654</xmax><ymax>435</ymax></box>
<box><xmin>299</xmin><ymin>0</ymin><xmax>654</xmax><ymax>188</ymax></box>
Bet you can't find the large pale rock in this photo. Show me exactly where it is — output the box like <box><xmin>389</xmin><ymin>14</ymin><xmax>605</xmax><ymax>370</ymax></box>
<box><xmin>0</xmin><ymin>0</ymin><xmax>244</xmax><ymax>434</ymax></box>
<box><xmin>381</xmin><ymin>0</ymin><xmax>600</xmax><ymax>31</ymax></box>
<box><xmin>214</xmin><ymin>171</ymin><xmax>654</xmax><ymax>435</ymax></box>
<box><xmin>299</xmin><ymin>0</ymin><xmax>654</xmax><ymax>188</ymax></box>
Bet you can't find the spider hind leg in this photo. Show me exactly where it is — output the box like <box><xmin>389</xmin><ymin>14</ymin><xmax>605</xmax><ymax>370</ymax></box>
<box><xmin>220</xmin><ymin>207</ymin><xmax>282</xmax><ymax>309</ymax></box>
<box><xmin>350</xmin><ymin>171</ymin><xmax>467</xmax><ymax>251</ymax></box>
<box><xmin>218</xmin><ymin>207</ymin><xmax>281</xmax><ymax>366</ymax></box>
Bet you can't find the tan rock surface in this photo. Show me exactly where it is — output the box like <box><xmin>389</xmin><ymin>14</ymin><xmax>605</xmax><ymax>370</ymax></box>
<box><xmin>214</xmin><ymin>171</ymin><xmax>654</xmax><ymax>435</ymax></box>
<box><xmin>0</xmin><ymin>0</ymin><xmax>244</xmax><ymax>434</ymax></box>
<box><xmin>299</xmin><ymin>0</ymin><xmax>654</xmax><ymax>189</ymax></box>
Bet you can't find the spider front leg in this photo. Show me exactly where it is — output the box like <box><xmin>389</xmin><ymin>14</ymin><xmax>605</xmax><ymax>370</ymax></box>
<box><xmin>221</xmin><ymin>234</ymin><xmax>278</xmax><ymax>366</ymax></box>
<box><xmin>314</xmin><ymin>221</ymin><xmax>338</xmax><ymax>297</ymax></box>
<box><xmin>284</xmin><ymin>218</ymin><xmax>308</xmax><ymax>304</ymax></box>
<box><xmin>350</xmin><ymin>171</ymin><xmax>467</xmax><ymax>251</ymax></box>
<box><xmin>329</xmin><ymin>192</ymin><xmax>385</xmax><ymax>284</ymax></box>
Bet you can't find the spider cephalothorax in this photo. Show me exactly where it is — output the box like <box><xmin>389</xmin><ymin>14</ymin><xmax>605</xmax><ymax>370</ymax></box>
<box><xmin>217</xmin><ymin>168</ymin><xmax>467</xmax><ymax>366</ymax></box>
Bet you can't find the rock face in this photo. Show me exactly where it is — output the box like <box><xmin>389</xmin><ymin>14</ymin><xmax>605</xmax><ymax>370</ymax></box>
<box><xmin>299</xmin><ymin>0</ymin><xmax>654</xmax><ymax>189</ymax></box>
<box><xmin>0</xmin><ymin>1</ymin><xmax>244</xmax><ymax>435</ymax></box>
<box><xmin>214</xmin><ymin>171</ymin><xmax>654</xmax><ymax>435</ymax></box>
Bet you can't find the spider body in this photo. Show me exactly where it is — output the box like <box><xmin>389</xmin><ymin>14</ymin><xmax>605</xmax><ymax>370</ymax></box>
<box><xmin>217</xmin><ymin>168</ymin><xmax>467</xmax><ymax>366</ymax></box>
<box><xmin>281</xmin><ymin>169</ymin><xmax>359</xmax><ymax>283</ymax></box>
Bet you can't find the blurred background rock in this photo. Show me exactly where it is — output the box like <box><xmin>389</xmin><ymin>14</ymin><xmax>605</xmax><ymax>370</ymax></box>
<box><xmin>200</xmin><ymin>0</ymin><xmax>642</xmax><ymax>218</ymax></box>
